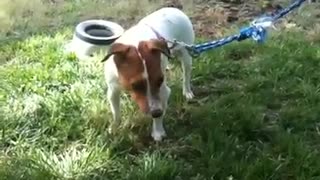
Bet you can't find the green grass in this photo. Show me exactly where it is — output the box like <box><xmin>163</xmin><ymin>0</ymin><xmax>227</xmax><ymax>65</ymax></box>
<box><xmin>2</xmin><ymin>29</ymin><xmax>320</xmax><ymax>180</ymax></box>
<box><xmin>2</xmin><ymin>1</ymin><xmax>320</xmax><ymax>180</ymax></box>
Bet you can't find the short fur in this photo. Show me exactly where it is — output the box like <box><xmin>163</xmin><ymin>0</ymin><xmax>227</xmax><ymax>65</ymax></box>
<box><xmin>103</xmin><ymin>7</ymin><xmax>195</xmax><ymax>141</ymax></box>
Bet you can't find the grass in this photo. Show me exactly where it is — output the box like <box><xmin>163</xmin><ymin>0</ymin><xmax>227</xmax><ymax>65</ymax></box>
<box><xmin>2</xmin><ymin>0</ymin><xmax>320</xmax><ymax>180</ymax></box>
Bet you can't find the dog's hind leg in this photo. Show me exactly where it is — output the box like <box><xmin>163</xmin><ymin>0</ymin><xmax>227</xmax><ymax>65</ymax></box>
<box><xmin>176</xmin><ymin>48</ymin><xmax>194</xmax><ymax>99</ymax></box>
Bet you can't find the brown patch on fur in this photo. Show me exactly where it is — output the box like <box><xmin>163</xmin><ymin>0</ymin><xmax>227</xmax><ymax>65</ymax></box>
<box><xmin>102</xmin><ymin>43</ymin><xmax>149</xmax><ymax>113</ymax></box>
<box><xmin>138</xmin><ymin>39</ymin><xmax>168</xmax><ymax>100</ymax></box>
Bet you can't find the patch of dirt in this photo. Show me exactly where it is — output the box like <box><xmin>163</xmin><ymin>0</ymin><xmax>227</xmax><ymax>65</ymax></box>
<box><xmin>162</xmin><ymin>0</ymin><xmax>293</xmax><ymax>37</ymax></box>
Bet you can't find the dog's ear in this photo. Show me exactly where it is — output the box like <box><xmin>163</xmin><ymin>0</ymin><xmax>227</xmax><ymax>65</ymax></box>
<box><xmin>101</xmin><ymin>43</ymin><xmax>130</xmax><ymax>62</ymax></box>
<box><xmin>146</xmin><ymin>39</ymin><xmax>172</xmax><ymax>59</ymax></box>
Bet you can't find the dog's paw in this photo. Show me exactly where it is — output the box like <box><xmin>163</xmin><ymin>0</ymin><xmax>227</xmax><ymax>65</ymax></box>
<box><xmin>183</xmin><ymin>90</ymin><xmax>195</xmax><ymax>99</ymax></box>
<box><xmin>151</xmin><ymin>129</ymin><xmax>167</xmax><ymax>142</ymax></box>
<box><xmin>107</xmin><ymin>126</ymin><xmax>116</xmax><ymax>135</ymax></box>
<box><xmin>107</xmin><ymin>122</ymin><xmax>119</xmax><ymax>135</ymax></box>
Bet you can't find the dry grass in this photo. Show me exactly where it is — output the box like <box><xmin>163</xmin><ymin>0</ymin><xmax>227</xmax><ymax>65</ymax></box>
<box><xmin>307</xmin><ymin>24</ymin><xmax>320</xmax><ymax>43</ymax></box>
<box><xmin>0</xmin><ymin>0</ymin><xmax>47</xmax><ymax>34</ymax></box>
<box><xmin>0</xmin><ymin>0</ymin><xmax>198</xmax><ymax>39</ymax></box>
<box><xmin>0</xmin><ymin>0</ymin><xmax>169</xmax><ymax>37</ymax></box>
<box><xmin>192</xmin><ymin>5</ymin><xmax>229</xmax><ymax>38</ymax></box>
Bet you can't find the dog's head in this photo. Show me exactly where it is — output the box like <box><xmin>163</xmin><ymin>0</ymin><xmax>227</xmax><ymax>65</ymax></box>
<box><xmin>102</xmin><ymin>39</ymin><xmax>171</xmax><ymax>118</ymax></box>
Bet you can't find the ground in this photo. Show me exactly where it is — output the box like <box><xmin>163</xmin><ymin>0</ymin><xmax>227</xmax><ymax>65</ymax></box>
<box><xmin>1</xmin><ymin>0</ymin><xmax>320</xmax><ymax>180</ymax></box>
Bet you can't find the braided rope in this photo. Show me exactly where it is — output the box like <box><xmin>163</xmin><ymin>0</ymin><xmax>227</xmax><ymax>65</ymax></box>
<box><xmin>174</xmin><ymin>0</ymin><xmax>307</xmax><ymax>57</ymax></box>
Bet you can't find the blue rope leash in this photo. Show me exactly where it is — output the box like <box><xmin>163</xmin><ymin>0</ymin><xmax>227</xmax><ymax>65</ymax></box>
<box><xmin>184</xmin><ymin>0</ymin><xmax>307</xmax><ymax>56</ymax></box>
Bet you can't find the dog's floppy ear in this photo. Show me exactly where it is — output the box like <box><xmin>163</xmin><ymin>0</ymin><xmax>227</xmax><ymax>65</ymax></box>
<box><xmin>147</xmin><ymin>39</ymin><xmax>172</xmax><ymax>59</ymax></box>
<box><xmin>101</xmin><ymin>43</ymin><xmax>130</xmax><ymax>62</ymax></box>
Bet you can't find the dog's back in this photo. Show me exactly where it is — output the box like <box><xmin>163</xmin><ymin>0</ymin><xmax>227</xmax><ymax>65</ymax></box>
<box><xmin>138</xmin><ymin>7</ymin><xmax>195</xmax><ymax>44</ymax></box>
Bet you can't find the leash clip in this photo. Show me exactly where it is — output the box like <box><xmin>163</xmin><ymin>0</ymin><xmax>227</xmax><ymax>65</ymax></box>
<box><xmin>251</xmin><ymin>16</ymin><xmax>274</xmax><ymax>29</ymax></box>
<box><xmin>166</xmin><ymin>39</ymin><xmax>200</xmax><ymax>58</ymax></box>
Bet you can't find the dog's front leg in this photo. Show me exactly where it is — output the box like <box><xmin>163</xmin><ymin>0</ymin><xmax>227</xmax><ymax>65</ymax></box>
<box><xmin>152</xmin><ymin>84</ymin><xmax>171</xmax><ymax>141</ymax></box>
<box><xmin>107</xmin><ymin>84</ymin><xmax>121</xmax><ymax>133</ymax></box>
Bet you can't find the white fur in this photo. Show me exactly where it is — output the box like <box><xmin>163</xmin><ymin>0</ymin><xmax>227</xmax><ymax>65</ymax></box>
<box><xmin>104</xmin><ymin>7</ymin><xmax>195</xmax><ymax>141</ymax></box>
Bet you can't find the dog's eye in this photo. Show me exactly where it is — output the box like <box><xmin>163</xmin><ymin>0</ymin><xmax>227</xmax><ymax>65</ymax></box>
<box><xmin>131</xmin><ymin>80</ymin><xmax>146</xmax><ymax>92</ymax></box>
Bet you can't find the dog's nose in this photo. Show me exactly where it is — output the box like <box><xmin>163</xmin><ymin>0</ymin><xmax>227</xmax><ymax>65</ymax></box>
<box><xmin>151</xmin><ymin>109</ymin><xmax>163</xmax><ymax>118</ymax></box>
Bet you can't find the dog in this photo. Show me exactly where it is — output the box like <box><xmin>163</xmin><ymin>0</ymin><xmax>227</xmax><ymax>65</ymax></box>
<box><xmin>101</xmin><ymin>7</ymin><xmax>195</xmax><ymax>141</ymax></box>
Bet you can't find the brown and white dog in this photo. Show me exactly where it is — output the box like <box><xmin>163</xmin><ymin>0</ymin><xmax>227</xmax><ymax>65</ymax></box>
<box><xmin>102</xmin><ymin>7</ymin><xmax>195</xmax><ymax>141</ymax></box>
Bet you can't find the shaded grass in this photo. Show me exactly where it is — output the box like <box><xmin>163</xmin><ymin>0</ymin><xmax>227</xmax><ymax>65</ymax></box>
<box><xmin>1</xmin><ymin>26</ymin><xmax>320</xmax><ymax>179</ymax></box>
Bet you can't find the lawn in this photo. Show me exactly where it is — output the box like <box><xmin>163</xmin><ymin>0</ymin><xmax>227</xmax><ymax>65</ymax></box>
<box><xmin>1</xmin><ymin>0</ymin><xmax>320</xmax><ymax>180</ymax></box>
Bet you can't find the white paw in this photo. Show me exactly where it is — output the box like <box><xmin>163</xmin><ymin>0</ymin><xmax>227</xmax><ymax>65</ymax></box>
<box><xmin>108</xmin><ymin>126</ymin><xmax>115</xmax><ymax>134</ymax></box>
<box><xmin>183</xmin><ymin>90</ymin><xmax>195</xmax><ymax>99</ymax></box>
<box><xmin>108</xmin><ymin>126</ymin><xmax>117</xmax><ymax>135</ymax></box>
<box><xmin>151</xmin><ymin>129</ymin><xmax>167</xmax><ymax>142</ymax></box>
<box><xmin>108</xmin><ymin>122</ymin><xmax>119</xmax><ymax>134</ymax></box>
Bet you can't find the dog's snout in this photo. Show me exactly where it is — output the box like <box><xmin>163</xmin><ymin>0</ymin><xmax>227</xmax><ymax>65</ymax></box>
<box><xmin>151</xmin><ymin>109</ymin><xmax>163</xmax><ymax>118</ymax></box>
